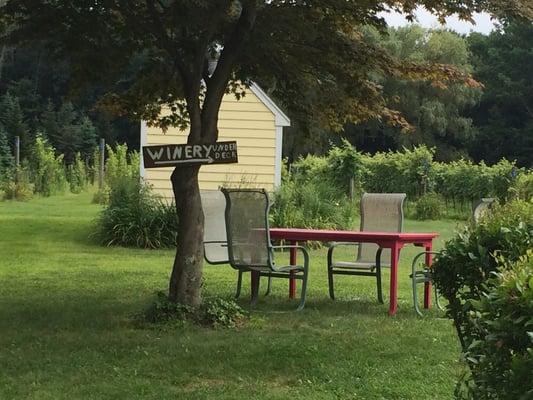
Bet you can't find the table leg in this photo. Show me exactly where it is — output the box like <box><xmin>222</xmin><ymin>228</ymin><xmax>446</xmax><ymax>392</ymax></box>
<box><xmin>289</xmin><ymin>241</ymin><xmax>297</xmax><ymax>299</ymax></box>
<box><xmin>251</xmin><ymin>270</ymin><xmax>260</xmax><ymax>304</ymax></box>
<box><xmin>424</xmin><ymin>244</ymin><xmax>433</xmax><ymax>309</ymax></box>
<box><xmin>388</xmin><ymin>244</ymin><xmax>401</xmax><ymax>316</ymax></box>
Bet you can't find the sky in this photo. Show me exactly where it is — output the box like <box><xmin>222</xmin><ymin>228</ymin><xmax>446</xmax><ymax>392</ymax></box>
<box><xmin>382</xmin><ymin>7</ymin><xmax>497</xmax><ymax>35</ymax></box>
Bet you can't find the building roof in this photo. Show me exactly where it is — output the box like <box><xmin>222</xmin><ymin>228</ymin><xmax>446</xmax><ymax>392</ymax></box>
<box><xmin>249</xmin><ymin>83</ymin><xmax>290</xmax><ymax>127</ymax></box>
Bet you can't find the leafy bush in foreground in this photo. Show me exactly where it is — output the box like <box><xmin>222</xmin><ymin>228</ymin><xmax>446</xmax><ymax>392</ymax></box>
<box><xmin>432</xmin><ymin>200</ymin><xmax>533</xmax><ymax>399</ymax></box>
<box><xmin>455</xmin><ymin>253</ymin><xmax>533</xmax><ymax>400</ymax></box>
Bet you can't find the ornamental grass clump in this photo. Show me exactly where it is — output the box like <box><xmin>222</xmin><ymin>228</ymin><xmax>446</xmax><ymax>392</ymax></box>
<box><xmin>94</xmin><ymin>176</ymin><xmax>178</xmax><ymax>249</ymax></box>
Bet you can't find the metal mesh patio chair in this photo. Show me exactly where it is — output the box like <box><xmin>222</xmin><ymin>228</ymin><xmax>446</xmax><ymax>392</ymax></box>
<box><xmin>410</xmin><ymin>251</ymin><xmax>444</xmax><ymax>316</ymax></box>
<box><xmin>408</xmin><ymin>197</ymin><xmax>495</xmax><ymax>316</ymax></box>
<box><xmin>201</xmin><ymin>190</ymin><xmax>229</xmax><ymax>265</ymax></box>
<box><xmin>221</xmin><ymin>188</ymin><xmax>309</xmax><ymax>310</ymax></box>
<box><xmin>327</xmin><ymin>193</ymin><xmax>406</xmax><ymax>302</ymax></box>
<box><xmin>473</xmin><ymin>197</ymin><xmax>495</xmax><ymax>223</ymax></box>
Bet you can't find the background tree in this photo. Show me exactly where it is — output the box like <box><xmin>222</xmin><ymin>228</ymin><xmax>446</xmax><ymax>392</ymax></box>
<box><xmin>0</xmin><ymin>123</ymin><xmax>14</xmax><ymax>178</ymax></box>
<box><xmin>0</xmin><ymin>41</ymin><xmax>138</xmax><ymax>152</ymax></box>
<box><xmin>2</xmin><ymin>1</ymin><xmax>531</xmax><ymax>306</ymax></box>
<box><xmin>467</xmin><ymin>19</ymin><xmax>533</xmax><ymax>167</ymax></box>
<box><xmin>0</xmin><ymin>92</ymin><xmax>29</xmax><ymax>156</ymax></box>
<box><xmin>41</xmin><ymin>101</ymin><xmax>98</xmax><ymax>164</ymax></box>
<box><xmin>342</xmin><ymin>26</ymin><xmax>481</xmax><ymax>161</ymax></box>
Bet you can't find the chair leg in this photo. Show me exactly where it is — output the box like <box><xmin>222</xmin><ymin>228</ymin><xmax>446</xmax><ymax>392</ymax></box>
<box><xmin>265</xmin><ymin>276</ymin><xmax>272</xmax><ymax>296</ymax></box>
<box><xmin>235</xmin><ymin>270</ymin><xmax>243</xmax><ymax>299</ymax></box>
<box><xmin>412</xmin><ymin>276</ymin><xmax>423</xmax><ymax>317</ymax></box>
<box><xmin>327</xmin><ymin>268</ymin><xmax>335</xmax><ymax>300</ymax></box>
<box><xmin>297</xmin><ymin>270</ymin><xmax>308</xmax><ymax>311</ymax></box>
<box><xmin>435</xmin><ymin>285</ymin><xmax>444</xmax><ymax>311</ymax></box>
<box><xmin>411</xmin><ymin>253</ymin><xmax>424</xmax><ymax>316</ymax></box>
<box><xmin>250</xmin><ymin>271</ymin><xmax>260</xmax><ymax>307</ymax></box>
<box><xmin>327</xmin><ymin>247</ymin><xmax>335</xmax><ymax>300</ymax></box>
<box><xmin>375</xmin><ymin>265</ymin><xmax>383</xmax><ymax>304</ymax></box>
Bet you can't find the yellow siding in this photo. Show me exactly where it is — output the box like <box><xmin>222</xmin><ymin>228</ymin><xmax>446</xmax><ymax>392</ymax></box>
<box><xmin>144</xmin><ymin>89</ymin><xmax>277</xmax><ymax>200</ymax></box>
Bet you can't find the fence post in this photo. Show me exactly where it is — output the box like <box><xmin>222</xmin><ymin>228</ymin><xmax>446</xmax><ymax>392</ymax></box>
<box><xmin>349</xmin><ymin>177</ymin><xmax>355</xmax><ymax>200</ymax></box>
<box><xmin>99</xmin><ymin>138</ymin><xmax>105</xmax><ymax>189</ymax></box>
<box><xmin>15</xmin><ymin>136</ymin><xmax>20</xmax><ymax>166</ymax></box>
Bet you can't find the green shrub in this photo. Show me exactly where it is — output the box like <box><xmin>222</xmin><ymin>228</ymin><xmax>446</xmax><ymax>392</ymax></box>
<box><xmin>455</xmin><ymin>253</ymin><xmax>533</xmax><ymax>400</ymax></box>
<box><xmin>288</xmin><ymin>144</ymin><xmax>523</xmax><ymax>218</ymax></box>
<box><xmin>490</xmin><ymin>158</ymin><xmax>517</xmax><ymax>201</ymax></box>
<box><xmin>201</xmin><ymin>298</ymin><xmax>248</xmax><ymax>329</ymax></box>
<box><xmin>143</xmin><ymin>291</ymin><xmax>194</xmax><ymax>326</ymax></box>
<box><xmin>93</xmin><ymin>143</ymin><xmax>140</xmax><ymax>204</ymax></box>
<box><xmin>67</xmin><ymin>152</ymin><xmax>88</xmax><ymax>194</ymax></box>
<box><xmin>291</xmin><ymin>154</ymin><xmax>329</xmax><ymax>185</ymax></box>
<box><xmin>143</xmin><ymin>292</ymin><xmax>248</xmax><ymax>329</ymax></box>
<box><xmin>432</xmin><ymin>200</ymin><xmax>533</xmax><ymax>397</ymax></box>
<box><xmin>412</xmin><ymin>193</ymin><xmax>445</xmax><ymax>220</ymax></box>
<box><xmin>94</xmin><ymin>176</ymin><xmax>178</xmax><ymax>249</ymax></box>
<box><xmin>510</xmin><ymin>172</ymin><xmax>533</xmax><ymax>201</ymax></box>
<box><xmin>362</xmin><ymin>145</ymin><xmax>435</xmax><ymax>197</ymax></box>
<box><xmin>2</xmin><ymin>166</ymin><xmax>33</xmax><ymax>201</ymax></box>
<box><xmin>30</xmin><ymin>134</ymin><xmax>67</xmax><ymax>196</ymax></box>
<box><xmin>270</xmin><ymin>178</ymin><xmax>357</xmax><ymax>230</ymax></box>
<box><xmin>0</xmin><ymin>124</ymin><xmax>14</xmax><ymax>179</ymax></box>
<box><xmin>434</xmin><ymin>200</ymin><xmax>533</xmax><ymax>344</ymax></box>
<box><xmin>105</xmin><ymin>143</ymin><xmax>139</xmax><ymax>187</ymax></box>
<box><xmin>323</xmin><ymin>139</ymin><xmax>365</xmax><ymax>196</ymax></box>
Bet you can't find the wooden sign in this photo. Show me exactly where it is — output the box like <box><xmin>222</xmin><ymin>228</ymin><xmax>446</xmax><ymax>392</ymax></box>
<box><xmin>143</xmin><ymin>141</ymin><xmax>238</xmax><ymax>168</ymax></box>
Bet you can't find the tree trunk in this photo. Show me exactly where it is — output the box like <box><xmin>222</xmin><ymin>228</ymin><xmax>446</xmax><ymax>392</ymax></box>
<box><xmin>169</xmin><ymin>165</ymin><xmax>204</xmax><ymax>306</ymax></box>
<box><xmin>0</xmin><ymin>44</ymin><xmax>6</xmax><ymax>81</ymax></box>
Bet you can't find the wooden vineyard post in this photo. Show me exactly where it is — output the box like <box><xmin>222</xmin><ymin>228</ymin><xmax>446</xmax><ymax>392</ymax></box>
<box><xmin>99</xmin><ymin>138</ymin><xmax>105</xmax><ymax>189</ymax></box>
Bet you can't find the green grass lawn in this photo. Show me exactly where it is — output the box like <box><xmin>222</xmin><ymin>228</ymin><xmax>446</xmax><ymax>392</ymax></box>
<box><xmin>0</xmin><ymin>192</ymin><xmax>466</xmax><ymax>399</ymax></box>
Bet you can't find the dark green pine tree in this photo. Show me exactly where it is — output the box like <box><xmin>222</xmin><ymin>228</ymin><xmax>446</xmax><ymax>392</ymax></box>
<box><xmin>75</xmin><ymin>116</ymin><xmax>98</xmax><ymax>160</ymax></box>
<box><xmin>0</xmin><ymin>92</ymin><xmax>30</xmax><ymax>158</ymax></box>
<box><xmin>0</xmin><ymin>123</ymin><xmax>15</xmax><ymax>179</ymax></box>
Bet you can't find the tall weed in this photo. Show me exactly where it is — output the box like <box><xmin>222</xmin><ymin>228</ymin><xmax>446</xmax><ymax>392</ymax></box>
<box><xmin>30</xmin><ymin>134</ymin><xmax>67</xmax><ymax>196</ymax></box>
<box><xmin>67</xmin><ymin>152</ymin><xmax>88</xmax><ymax>194</ymax></box>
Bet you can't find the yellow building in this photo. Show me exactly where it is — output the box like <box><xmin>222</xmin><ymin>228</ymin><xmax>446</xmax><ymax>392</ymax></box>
<box><xmin>140</xmin><ymin>83</ymin><xmax>290</xmax><ymax>201</ymax></box>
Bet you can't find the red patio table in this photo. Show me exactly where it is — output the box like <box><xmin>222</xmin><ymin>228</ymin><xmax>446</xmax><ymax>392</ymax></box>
<box><xmin>268</xmin><ymin>228</ymin><xmax>439</xmax><ymax>316</ymax></box>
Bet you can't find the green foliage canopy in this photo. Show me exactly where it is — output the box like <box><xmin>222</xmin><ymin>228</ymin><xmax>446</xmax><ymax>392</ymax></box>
<box><xmin>468</xmin><ymin>20</ymin><xmax>533</xmax><ymax>167</ymax></box>
<box><xmin>3</xmin><ymin>1</ymin><xmax>529</xmax><ymax>140</ymax></box>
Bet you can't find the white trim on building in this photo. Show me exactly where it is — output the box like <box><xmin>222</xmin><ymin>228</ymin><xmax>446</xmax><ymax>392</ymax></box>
<box><xmin>139</xmin><ymin>120</ymin><xmax>148</xmax><ymax>179</ymax></box>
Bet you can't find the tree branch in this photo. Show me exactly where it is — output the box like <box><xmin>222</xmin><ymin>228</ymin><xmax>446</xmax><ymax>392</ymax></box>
<box><xmin>201</xmin><ymin>2</ymin><xmax>259</xmax><ymax>141</ymax></box>
<box><xmin>146</xmin><ymin>0</ymin><xmax>191</xmax><ymax>92</ymax></box>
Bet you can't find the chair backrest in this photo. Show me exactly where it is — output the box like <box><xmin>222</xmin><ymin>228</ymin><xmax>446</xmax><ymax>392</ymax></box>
<box><xmin>201</xmin><ymin>190</ymin><xmax>229</xmax><ymax>264</ymax></box>
<box><xmin>221</xmin><ymin>188</ymin><xmax>272</xmax><ymax>269</ymax></box>
<box><xmin>473</xmin><ymin>198</ymin><xmax>495</xmax><ymax>223</ymax></box>
<box><xmin>357</xmin><ymin>193</ymin><xmax>406</xmax><ymax>266</ymax></box>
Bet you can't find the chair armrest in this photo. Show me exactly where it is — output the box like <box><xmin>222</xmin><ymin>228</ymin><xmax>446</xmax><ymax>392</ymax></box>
<box><xmin>412</xmin><ymin>251</ymin><xmax>441</xmax><ymax>267</ymax></box>
<box><xmin>328</xmin><ymin>241</ymin><xmax>363</xmax><ymax>248</ymax></box>
<box><xmin>269</xmin><ymin>245</ymin><xmax>309</xmax><ymax>272</ymax></box>
<box><xmin>203</xmin><ymin>240</ymin><xmax>227</xmax><ymax>245</ymax></box>
<box><xmin>327</xmin><ymin>242</ymin><xmax>363</xmax><ymax>265</ymax></box>
<box><xmin>327</xmin><ymin>243</ymin><xmax>387</xmax><ymax>268</ymax></box>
